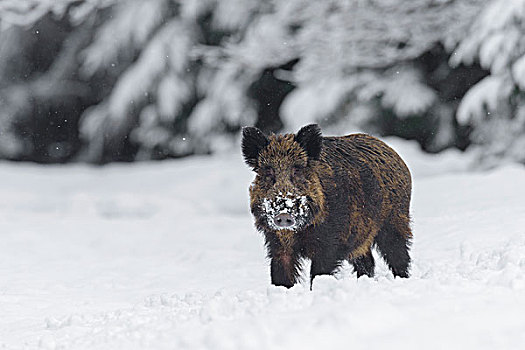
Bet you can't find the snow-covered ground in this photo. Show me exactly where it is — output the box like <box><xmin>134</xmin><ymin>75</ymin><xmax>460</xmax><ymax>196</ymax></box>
<box><xmin>1</xmin><ymin>138</ymin><xmax>524</xmax><ymax>350</ymax></box>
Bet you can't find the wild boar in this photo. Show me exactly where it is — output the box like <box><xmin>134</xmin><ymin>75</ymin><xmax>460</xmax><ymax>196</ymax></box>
<box><xmin>242</xmin><ymin>124</ymin><xmax>412</xmax><ymax>288</ymax></box>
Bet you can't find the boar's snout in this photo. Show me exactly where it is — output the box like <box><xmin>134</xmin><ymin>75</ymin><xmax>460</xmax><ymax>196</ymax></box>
<box><xmin>273</xmin><ymin>213</ymin><xmax>295</xmax><ymax>228</ymax></box>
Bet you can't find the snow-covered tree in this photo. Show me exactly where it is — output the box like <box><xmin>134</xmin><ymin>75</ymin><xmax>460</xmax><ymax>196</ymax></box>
<box><xmin>1</xmin><ymin>0</ymin><xmax>512</xmax><ymax>164</ymax></box>
<box><xmin>77</xmin><ymin>0</ymin><xmax>265</xmax><ymax>162</ymax></box>
<box><xmin>1</xmin><ymin>0</ymin><xmax>265</xmax><ymax>162</ymax></box>
<box><xmin>264</xmin><ymin>0</ymin><xmax>489</xmax><ymax>151</ymax></box>
<box><xmin>451</xmin><ymin>0</ymin><xmax>525</xmax><ymax>165</ymax></box>
<box><xmin>83</xmin><ymin>0</ymin><xmax>490</xmax><ymax>160</ymax></box>
<box><xmin>0</xmin><ymin>0</ymin><xmax>117</xmax><ymax>161</ymax></box>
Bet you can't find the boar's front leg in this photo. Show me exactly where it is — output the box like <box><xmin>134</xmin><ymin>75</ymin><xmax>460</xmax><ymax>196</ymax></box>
<box><xmin>309</xmin><ymin>259</ymin><xmax>340</xmax><ymax>290</ymax></box>
<box><xmin>309</xmin><ymin>246</ymin><xmax>346</xmax><ymax>289</ymax></box>
<box><xmin>266</xmin><ymin>232</ymin><xmax>300</xmax><ymax>288</ymax></box>
<box><xmin>270</xmin><ymin>250</ymin><xmax>301</xmax><ymax>288</ymax></box>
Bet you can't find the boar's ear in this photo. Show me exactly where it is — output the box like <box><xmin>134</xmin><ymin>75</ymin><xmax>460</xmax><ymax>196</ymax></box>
<box><xmin>242</xmin><ymin>126</ymin><xmax>269</xmax><ymax>169</ymax></box>
<box><xmin>295</xmin><ymin>124</ymin><xmax>322</xmax><ymax>160</ymax></box>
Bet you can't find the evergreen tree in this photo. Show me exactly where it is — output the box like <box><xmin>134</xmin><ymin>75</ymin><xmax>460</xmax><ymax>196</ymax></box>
<box><xmin>4</xmin><ymin>0</ymin><xmax>519</xmax><ymax>166</ymax></box>
<box><xmin>451</xmin><ymin>0</ymin><xmax>525</xmax><ymax>165</ymax></box>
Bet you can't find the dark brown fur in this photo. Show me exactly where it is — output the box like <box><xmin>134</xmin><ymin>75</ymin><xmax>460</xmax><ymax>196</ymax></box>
<box><xmin>242</xmin><ymin>124</ymin><xmax>413</xmax><ymax>288</ymax></box>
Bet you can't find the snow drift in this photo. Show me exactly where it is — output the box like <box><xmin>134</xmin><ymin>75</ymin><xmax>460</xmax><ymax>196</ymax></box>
<box><xmin>0</xmin><ymin>138</ymin><xmax>524</xmax><ymax>349</ymax></box>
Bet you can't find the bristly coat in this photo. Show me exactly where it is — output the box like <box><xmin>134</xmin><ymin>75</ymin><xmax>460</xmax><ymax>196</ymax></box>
<box><xmin>242</xmin><ymin>124</ymin><xmax>413</xmax><ymax>288</ymax></box>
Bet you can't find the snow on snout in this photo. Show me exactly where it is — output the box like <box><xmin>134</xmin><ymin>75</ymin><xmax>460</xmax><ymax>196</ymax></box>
<box><xmin>261</xmin><ymin>192</ymin><xmax>309</xmax><ymax>230</ymax></box>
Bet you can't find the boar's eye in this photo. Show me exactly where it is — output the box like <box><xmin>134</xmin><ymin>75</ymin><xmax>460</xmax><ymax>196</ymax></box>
<box><xmin>261</xmin><ymin>167</ymin><xmax>276</xmax><ymax>183</ymax></box>
<box><xmin>292</xmin><ymin>164</ymin><xmax>305</xmax><ymax>177</ymax></box>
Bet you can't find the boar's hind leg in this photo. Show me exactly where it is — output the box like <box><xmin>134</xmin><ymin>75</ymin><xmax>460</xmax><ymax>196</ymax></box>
<box><xmin>374</xmin><ymin>215</ymin><xmax>412</xmax><ymax>278</ymax></box>
<box><xmin>351</xmin><ymin>249</ymin><xmax>375</xmax><ymax>278</ymax></box>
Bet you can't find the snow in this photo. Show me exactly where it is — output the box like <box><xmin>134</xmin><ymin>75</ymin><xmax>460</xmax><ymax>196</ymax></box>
<box><xmin>1</xmin><ymin>138</ymin><xmax>524</xmax><ymax>349</ymax></box>
<box><xmin>81</xmin><ymin>0</ymin><xmax>166</xmax><ymax>75</ymax></box>
<box><xmin>261</xmin><ymin>192</ymin><xmax>309</xmax><ymax>231</ymax></box>
<box><xmin>280</xmin><ymin>78</ymin><xmax>356</xmax><ymax>131</ymax></box>
<box><xmin>456</xmin><ymin>75</ymin><xmax>511</xmax><ymax>125</ymax></box>
<box><xmin>512</xmin><ymin>54</ymin><xmax>525</xmax><ymax>90</ymax></box>
<box><xmin>358</xmin><ymin>67</ymin><xmax>437</xmax><ymax>118</ymax></box>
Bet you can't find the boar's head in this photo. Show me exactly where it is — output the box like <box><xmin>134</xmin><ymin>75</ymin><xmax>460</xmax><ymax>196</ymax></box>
<box><xmin>242</xmin><ymin>124</ymin><xmax>327</xmax><ymax>233</ymax></box>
